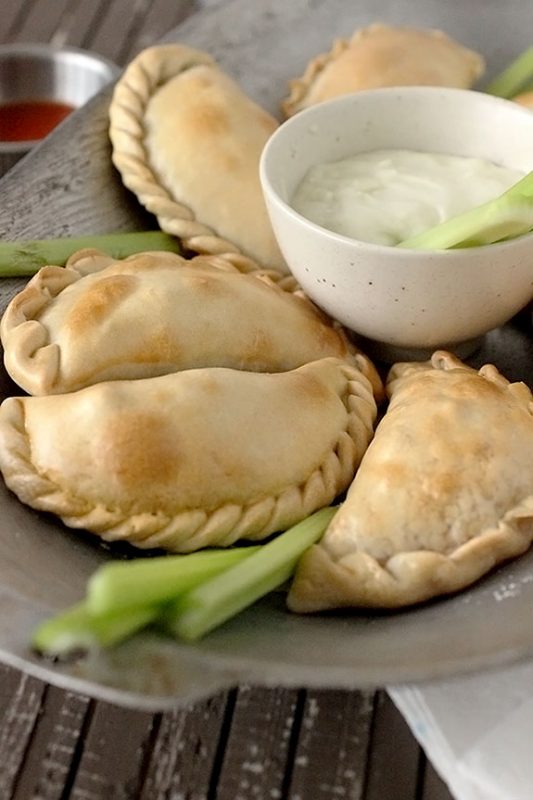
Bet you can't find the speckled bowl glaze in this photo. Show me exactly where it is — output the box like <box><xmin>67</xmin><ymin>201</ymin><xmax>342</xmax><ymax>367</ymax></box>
<box><xmin>260</xmin><ymin>87</ymin><xmax>533</xmax><ymax>361</ymax></box>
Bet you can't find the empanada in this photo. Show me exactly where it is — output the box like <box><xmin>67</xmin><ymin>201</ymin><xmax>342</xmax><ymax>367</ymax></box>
<box><xmin>288</xmin><ymin>351</ymin><xmax>533</xmax><ymax>611</ymax></box>
<box><xmin>0</xmin><ymin>249</ymin><xmax>382</xmax><ymax>397</ymax></box>
<box><xmin>282</xmin><ymin>24</ymin><xmax>485</xmax><ymax>117</ymax></box>
<box><xmin>0</xmin><ymin>358</ymin><xmax>377</xmax><ymax>552</ymax></box>
<box><xmin>109</xmin><ymin>44</ymin><xmax>286</xmax><ymax>272</ymax></box>
<box><xmin>513</xmin><ymin>91</ymin><xmax>533</xmax><ymax>109</ymax></box>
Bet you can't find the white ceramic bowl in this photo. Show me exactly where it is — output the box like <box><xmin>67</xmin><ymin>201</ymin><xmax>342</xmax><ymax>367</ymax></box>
<box><xmin>260</xmin><ymin>87</ymin><xmax>533</xmax><ymax>360</ymax></box>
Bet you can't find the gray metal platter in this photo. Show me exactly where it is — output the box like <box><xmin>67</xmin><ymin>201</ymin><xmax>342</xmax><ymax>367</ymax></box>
<box><xmin>0</xmin><ymin>0</ymin><xmax>532</xmax><ymax>711</ymax></box>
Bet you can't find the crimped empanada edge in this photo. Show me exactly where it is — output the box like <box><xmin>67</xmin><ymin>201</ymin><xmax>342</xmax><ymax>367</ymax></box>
<box><xmin>388</xmin><ymin>350</ymin><xmax>533</xmax><ymax>413</ymax></box>
<box><xmin>288</xmin><ymin>352</ymin><xmax>533</xmax><ymax>612</ymax></box>
<box><xmin>0</xmin><ymin>249</ymin><xmax>188</xmax><ymax>396</ymax></box>
<box><xmin>0</xmin><ymin>250</ymin><xmax>293</xmax><ymax>396</ymax></box>
<box><xmin>0</xmin><ymin>361</ymin><xmax>377</xmax><ymax>553</ymax></box>
<box><xmin>287</xmin><ymin>496</ymin><xmax>533</xmax><ymax>612</ymax></box>
<box><xmin>281</xmin><ymin>36</ymin><xmax>348</xmax><ymax>118</ymax></box>
<box><xmin>1</xmin><ymin>247</ymin><xmax>383</xmax><ymax>400</ymax></box>
<box><xmin>108</xmin><ymin>43</ymin><xmax>276</xmax><ymax>269</ymax></box>
<box><xmin>281</xmin><ymin>22</ymin><xmax>485</xmax><ymax>118</ymax></box>
<box><xmin>1</xmin><ymin>264</ymin><xmax>80</xmax><ymax>396</ymax></box>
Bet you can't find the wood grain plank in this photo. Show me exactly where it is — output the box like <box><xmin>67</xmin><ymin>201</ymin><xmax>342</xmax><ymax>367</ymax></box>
<box><xmin>422</xmin><ymin>760</ymin><xmax>455</xmax><ymax>800</ymax></box>
<box><xmin>215</xmin><ymin>685</ymin><xmax>301</xmax><ymax>800</ymax></box>
<box><xmin>47</xmin><ymin>0</ymin><xmax>107</xmax><ymax>50</ymax></box>
<box><xmin>10</xmin><ymin>686</ymin><xmax>91</xmax><ymax>800</ymax></box>
<box><xmin>138</xmin><ymin>691</ymin><xmax>229</xmax><ymax>799</ymax></box>
<box><xmin>364</xmin><ymin>691</ymin><xmax>422</xmax><ymax>800</ymax></box>
<box><xmin>0</xmin><ymin>665</ymin><xmax>46</xmax><ymax>799</ymax></box>
<box><xmin>57</xmin><ymin>0</ymin><xmax>116</xmax><ymax>52</ymax></box>
<box><xmin>85</xmin><ymin>0</ymin><xmax>159</xmax><ymax>65</ymax></box>
<box><xmin>120</xmin><ymin>0</ymin><xmax>195</xmax><ymax>63</ymax></box>
<box><xmin>0</xmin><ymin>664</ymin><xmax>24</xmax><ymax>709</ymax></box>
<box><xmin>0</xmin><ymin>87</ymin><xmax>151</xmax><ymax>239</ymax></box>
<box><xmin>0</xmin><ymin>0</ymin><xmax>35</xmax><ymax>42</ymax></box>
<box><xmin>287</xmin><ymin>689</ymin><xmax>375</xmax><ymax>800</ymax></box>
<box><xmin>65</xmin><ymin>700</ymin><xmax>155</xmax><ymax>800</ymax></box>
<box><xmin>13</xmin><ymin>0</ymin><xmax>75</xmax><ymax>44</ymax></box>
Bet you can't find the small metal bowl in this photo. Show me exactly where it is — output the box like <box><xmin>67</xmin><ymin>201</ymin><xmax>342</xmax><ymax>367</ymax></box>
<box><xmin>0</xmin><ymin>43</ymin><xmax>119</xmax><ymax>172</ymax></box>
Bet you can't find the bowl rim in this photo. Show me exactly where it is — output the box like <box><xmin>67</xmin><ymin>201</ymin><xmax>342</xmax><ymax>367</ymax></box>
<box><xmin>259</xmin><ymin>85</ymin><xmax>533</xmax><ymax>257</ymax></box>
<box><xmin>0</xmin><ymin>41</ymin><xmax>119</xmax><ymax>74</ymax></box>
<box><xmin>0</xmin><ymin>43</ymin><xmax>120</xmax><ymax>153</ymax></box>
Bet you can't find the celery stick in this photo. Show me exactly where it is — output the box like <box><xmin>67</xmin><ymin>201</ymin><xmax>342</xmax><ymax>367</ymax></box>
<box><xmin>32</xmin><ymin>601</ymin><xmax>158</xmax><ymax>657</ymax></box>
<box><xmin>0</xmin><ymin>231</ymin><xmax>181</xmax><ymax>277</ymax></box>
<box><xmin>485</xmin><ymin>46</ymin><xmax>533</xmax><ymax>99</ymax></box>
<box><xmin>399</xmin><ymin>171</ymin><xmax>533</xmax><ymax>250</ymax></box>
<box><xmin>88</xmin><ymin>546</ymin><xmax>261</xmax><ymax>615</ymax></box>
<box><xmin>166</xmin><ymin>506</ymin><xmax>338</xmax><ymax>641</ymax></box>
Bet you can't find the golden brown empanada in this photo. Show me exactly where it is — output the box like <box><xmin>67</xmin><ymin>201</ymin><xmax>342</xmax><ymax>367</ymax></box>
<box><xmin>0</xmin><ymin>249</ymin><xmax>382</xmax><ymax>397</ymax></box>
<box><xmin>513</xmin><ymin>91</ymin><xmax>533</xmax><ymax>109</ymax></box>
<box><xmin>0</xmin><ymin>358</ymin><xmax>377</xmax><ymax>552</ymax></box>
<box><xmin>109</xmin><ymin>43</ymin><xmax>286</xmax><ymax>272</ymax></box>
<box><xmin>282</xmin><ymin>24</ymin><xmax>485</xmax><ymax>117</ymax></box>
<box><xmin>288</xmin><ymin>351</ymin><xmax>533</xmax><ymax>611</ymax></box>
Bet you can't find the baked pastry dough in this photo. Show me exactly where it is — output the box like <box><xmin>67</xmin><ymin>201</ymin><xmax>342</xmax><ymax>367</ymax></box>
<box><xmin>0</xmin><ymin>358</ymin><xmax>377</xmax><ymax>552</ymax></box>
<box><xmin>282</xmin><ymin>24</ymin><xmax>485</xmax><ymax>116</ymax></box>
<box><xmin>0</xmin><ymin>249</ymin><xmax>382</xmax><ymax>397</ymax></box>
<box><xmin>288</xmin><ymin>351</ymin><xmax>533</xmax><ymax>611</ymax></box>
<box><xmin>109</xmin><ymin>44</ymin><xmax>287</xmax><ymax>272</ymax></box>
<box><xmin>513</xmin><ymin>91</ymin><xmax>533</xmax><ymax>109</ymax></box>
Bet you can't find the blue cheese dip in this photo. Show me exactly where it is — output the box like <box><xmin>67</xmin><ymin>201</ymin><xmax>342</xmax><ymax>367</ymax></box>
<box><xmin>291</xmin><ymin>149</ymin><xmax>524</xmax><ymax>246</ymax></box>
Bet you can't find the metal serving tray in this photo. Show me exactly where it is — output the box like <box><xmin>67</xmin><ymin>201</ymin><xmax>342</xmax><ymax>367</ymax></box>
<box><xmin>0</xmin><ymin>0</ymin><xmax>531</xmax><ymax>710</ymax></box>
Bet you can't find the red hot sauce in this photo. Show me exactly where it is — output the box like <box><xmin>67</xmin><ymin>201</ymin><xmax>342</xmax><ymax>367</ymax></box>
<box><xmin>0</xmin><ymin>99</ymin><xmax>74</xmax><ymax>143</ymax></box>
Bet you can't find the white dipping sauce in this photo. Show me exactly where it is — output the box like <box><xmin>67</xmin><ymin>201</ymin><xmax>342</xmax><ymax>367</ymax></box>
<box><xmin>291</xmin><ymin>149</ymin><xmax>524</xmax><ymax>246</ymax></box>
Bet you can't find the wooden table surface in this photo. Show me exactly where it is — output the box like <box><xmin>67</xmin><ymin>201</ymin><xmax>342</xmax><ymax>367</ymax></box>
<box><xmin>0</xmin><ymin>2</ymin><xmax>455</xmax><ymax>798</ymax></box>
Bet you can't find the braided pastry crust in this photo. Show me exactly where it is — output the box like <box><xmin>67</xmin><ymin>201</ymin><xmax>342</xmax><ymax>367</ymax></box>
<box><xmin>109</xmin><ymin>44</ymin><xmax>287</xmax><ymax>272</ymax></box>
<box><xmin>288</xmin><ymin>351</ymin><xmax>533</xmax><ymax>610</ymax></box>
<box><xmin>0</xmin><ymin>248</ymin><xmax>382</xmax><ymax>398</ymax></box>
<box><xmin>0</xmin><ymin>358</ymin><xmax>377</xmax><ymax>552</ymax></box>
<box><xmin>282</xmin><ymin>23</ymin><xmax>484</xmax><ymax>117</ymax></box>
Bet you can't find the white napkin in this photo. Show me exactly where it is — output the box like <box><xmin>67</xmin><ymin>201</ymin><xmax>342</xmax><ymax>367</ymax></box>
<box><xmin>390</xmin><ymin>660</ymin><xmax>533</xmax><ymax>800</ymax></box>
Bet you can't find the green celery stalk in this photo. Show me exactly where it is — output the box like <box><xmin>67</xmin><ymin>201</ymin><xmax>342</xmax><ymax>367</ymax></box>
<box><xmin>0</xmin><ymin>231</ymin><xmax>181</xmax><ymax>277</ymax></box>
<box><xmin>398</xmin><ymin>171</ymin><xmax>533</xmax><ymax>250</ymax></box>
<box><xmin>485</xmin><ymin>46</ymin><xmax>533</xmax><ymax>99</ymax></box>
<box><xmin>32</xmin><ymin>601</ymin><xmax>158</xmax><ymax>657</ymax></box>
<box><xmin>32</xmin><ymin>509</ymin><xmax>337</xmax><ymax>654</ymax></box>
<box><xmin>166</xmin><ymin>506</ymin><xmax>338</xmax><ymax>642</ymax></box>
<box><xmin>87</xmin><ymin>546</ymin><xmax>261</xmax><ymax>615</ymax></box>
